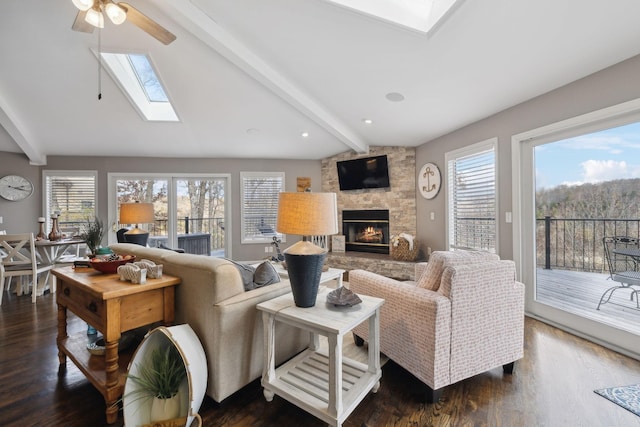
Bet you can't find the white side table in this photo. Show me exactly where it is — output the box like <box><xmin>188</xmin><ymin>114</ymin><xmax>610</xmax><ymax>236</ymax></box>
<box><xmin>257</xmin><ymin>287</ymin><xmax>384</xmax><ymax>427</ymax></box>
<box><xmin>270</xmin><ymin>262</ymin><xmax>345</xmax><ymax>288</ymax></box>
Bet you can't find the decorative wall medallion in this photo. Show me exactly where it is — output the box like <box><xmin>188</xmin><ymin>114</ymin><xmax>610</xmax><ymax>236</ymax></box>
<box><xmin>418</xmin><ymin>163</ymin><xmax>441</xmax><ymax>200</ymax></box>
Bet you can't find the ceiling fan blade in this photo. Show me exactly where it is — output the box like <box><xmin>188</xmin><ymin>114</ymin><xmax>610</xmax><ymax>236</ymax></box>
<box><xmin>71</xmin><ymin>10</ymin><xmax>95</xmax><ymax>33</ymax></box>
<box><xmin>119</xmin><ymin>2</ymin><xmax>176</xmax><ymax>45</ymax></box>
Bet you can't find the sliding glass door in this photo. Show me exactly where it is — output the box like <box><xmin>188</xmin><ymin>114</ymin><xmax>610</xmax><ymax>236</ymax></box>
<box><xmin>108</xmin><ymin>173</ymin><xmax>229</xmax><ymax>257</ymax></box>
<box><xmin>512</xmin><ymin>100</ymin><xmax>640</xmax><ymax>357</ymax></box>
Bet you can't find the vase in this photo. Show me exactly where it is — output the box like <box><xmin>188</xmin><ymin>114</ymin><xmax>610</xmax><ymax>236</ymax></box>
<box><xmin>150</xmin><ymin>394</ymin><xmax>181</xmax><ymax>422</ymax></box>
<box><xmin>48</xmin><ymin>216</ymin><xmax>62</xmax><ymax>241</ymax></box>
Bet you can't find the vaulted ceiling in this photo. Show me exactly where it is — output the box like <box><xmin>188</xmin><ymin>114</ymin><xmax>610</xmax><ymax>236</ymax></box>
<box><xmin>2</xmin><ymin>0</ymin><xmax>640</xmax><ymax>165</ymax></box>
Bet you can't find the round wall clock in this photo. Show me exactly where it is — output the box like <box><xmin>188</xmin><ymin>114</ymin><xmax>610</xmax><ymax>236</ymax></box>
<box><xmin>0</xmin><ymin>174</ymin><xmax>34</xmax><ymax>201</ymax></box>
<box><xmin>418</xmin><ymin>163</ymin><xmax>441</xmax><ymax>200</ymax></box>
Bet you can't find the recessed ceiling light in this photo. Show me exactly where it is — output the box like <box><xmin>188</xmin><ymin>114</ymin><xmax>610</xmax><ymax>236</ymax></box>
<box><xmin>385</xmin><ymin>92</ymin><xmax>405</xmax><ymax>102</ymax></box>
<box><xmin>246</xmin><ymin>128</ymin><xmax>260</xmax><ymax>135</ymax></box>
<box><xmin>362</xmin><ymin>118</ymin><xmax>373</xmax><ymax>125</ymax></box>
<box><xmin>301</xmin><ymin>132</ymin><xmax>310</xmax><ymax>138</ymax></box>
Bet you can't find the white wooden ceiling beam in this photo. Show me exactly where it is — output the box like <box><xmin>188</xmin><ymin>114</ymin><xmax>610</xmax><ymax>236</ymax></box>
<box><xmin>153</xmin><ymin>0</ymin><xmax>368</xmax><ymax>154</ymax></box>
<box><xmin>0</xmin><ymin>96</ymin><xmax>46</xmax><ymax>165</ymax></box>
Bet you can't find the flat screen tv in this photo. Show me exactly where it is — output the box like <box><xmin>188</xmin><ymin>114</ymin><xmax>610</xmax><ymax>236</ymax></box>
<box><xmin>337</xmin><ymin>155</ymin><xmax>390</xmax><ymax>191</ymax></box>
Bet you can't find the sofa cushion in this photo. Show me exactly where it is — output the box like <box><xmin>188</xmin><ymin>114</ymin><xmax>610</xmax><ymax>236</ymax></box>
<box><xmin>225</xmin><ymin>260</ymin><xmax>281</xmax><ymax>291</ymax></box>
<box><xmin>417</xmin><ymin>250</ymin><xmax>500</xmax><ymax>294</ymax></box>
<box><xmin>253</xmin><ymin>261</ymin><xmax>281</xmax><ymax>288</ymax></box>
<box><xmin>225</xmin><ymin>259</ymin><xmax>257</xmax><ymax>291</ymax></box>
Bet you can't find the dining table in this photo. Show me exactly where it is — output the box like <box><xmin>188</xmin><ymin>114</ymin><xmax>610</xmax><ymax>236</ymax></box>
<box><xmin>35</xmin><ymin>237</ymin><xmax>86</xmax><ymax>266</ymax></box>
<box><xmin>30</xmin><ymin>238</ymin><xmax>86</xmax><ymax>296</ymax></box>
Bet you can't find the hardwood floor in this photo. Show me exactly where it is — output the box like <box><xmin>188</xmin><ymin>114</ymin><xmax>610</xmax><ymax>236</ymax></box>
<box><xmin>2</xmin><ymin>289</ymin><xmax>640</xmax><ymax>426</ymax></box>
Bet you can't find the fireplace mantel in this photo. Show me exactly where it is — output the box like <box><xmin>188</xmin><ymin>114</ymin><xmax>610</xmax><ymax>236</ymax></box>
<box><xmin>326</xmin><ymin>251</ymin><xmax>422</xmax><ymax>281</ymax></box>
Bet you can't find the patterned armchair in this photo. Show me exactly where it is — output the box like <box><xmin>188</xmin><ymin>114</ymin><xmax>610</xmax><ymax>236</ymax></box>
<box><xmin>349</xmin><ymin>250</ymin><xmax>525</xmax><ymax>402</ymax></box>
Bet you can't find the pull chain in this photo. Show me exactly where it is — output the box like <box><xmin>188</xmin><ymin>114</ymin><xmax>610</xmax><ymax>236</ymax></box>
<box><xmin>98</xmin><ymin>26</ymin><xmax>102</xmax><ymax>100</ymax></box>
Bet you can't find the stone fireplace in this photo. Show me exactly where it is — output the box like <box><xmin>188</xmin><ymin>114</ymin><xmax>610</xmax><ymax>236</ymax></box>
<box><xmin>342</xmin><ymin>209</ymin><xmax>390</xmax><ymax>254</ymax></box>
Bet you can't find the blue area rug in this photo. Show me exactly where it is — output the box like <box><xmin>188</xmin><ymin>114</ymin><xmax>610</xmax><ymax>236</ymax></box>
<box><xmin>594</xmin><ymin>384</ymin><xmax>640</xmax><ymax>417</ymax></box>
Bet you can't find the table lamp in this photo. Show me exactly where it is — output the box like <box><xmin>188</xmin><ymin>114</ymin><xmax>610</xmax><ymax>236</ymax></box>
<box><xmin>277</xmin><ymin>192</ymin><xmax>338</xmax><ymax>307</ymax></box>
<box><xmin>119</xmin><ymin>202</ymin><xmax>154</xmax><ymax>246</ymax></box>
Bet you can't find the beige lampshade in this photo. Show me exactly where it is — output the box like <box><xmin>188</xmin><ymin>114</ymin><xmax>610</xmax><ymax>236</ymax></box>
<box><xmin>119</xmin><ymin>202</ymin><xmax>155</xmax><ymax>225</ymax></box>
<box><xmin>276</xmin><ymin>192</ymin><xmax>338</xmax><ymax>236</ymax></box>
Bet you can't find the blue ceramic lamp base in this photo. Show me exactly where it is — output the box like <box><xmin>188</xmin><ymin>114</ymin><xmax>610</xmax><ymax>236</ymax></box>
<box><xmin>284</xmin><ymin>250</ymin><xmax>327</xmax><ymax>308</ymax></box>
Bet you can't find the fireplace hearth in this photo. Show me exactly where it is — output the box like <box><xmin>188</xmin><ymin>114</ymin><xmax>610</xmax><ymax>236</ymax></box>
<box><xmin>342</xmin><ymin>209</ymin><xmax>389</xmax><ymax>254</ymax></box>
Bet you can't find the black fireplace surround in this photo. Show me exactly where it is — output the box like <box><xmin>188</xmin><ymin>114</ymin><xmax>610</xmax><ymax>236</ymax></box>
<box><xmin>342</xmin><ymin>209</ymin><xmax>390</xmax><ymax>254</ymax></box>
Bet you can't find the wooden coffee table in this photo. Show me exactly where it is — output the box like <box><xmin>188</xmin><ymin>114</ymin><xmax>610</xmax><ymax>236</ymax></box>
<box><xmin>257</xmin><ymin>287</ymin><xmax>384</xmax><ymax>427</ymax></box>
<box><xmin>53</xmin><ymin>266</ymin><xmax>180</xmax><ymax>424</ymax></box>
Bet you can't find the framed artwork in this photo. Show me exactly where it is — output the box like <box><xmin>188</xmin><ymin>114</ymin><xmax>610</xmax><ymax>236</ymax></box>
<box><xmin>297</xmin><ymin>177</ymin><xmax>311</xmax><ymax>192</ymax></box>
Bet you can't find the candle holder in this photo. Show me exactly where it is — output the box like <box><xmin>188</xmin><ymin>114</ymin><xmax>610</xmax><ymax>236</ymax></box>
<box><xmin>36</xmin><ymin>217</ymin><xmax>47</xmax><ymax>240</ymax></box>
<box><xmin>48</xmin><ymin>215</ymin><xmax>62</xmax><ymax>241</ymax></box>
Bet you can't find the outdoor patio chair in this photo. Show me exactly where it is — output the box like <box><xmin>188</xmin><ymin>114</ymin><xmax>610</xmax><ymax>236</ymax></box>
<box><xmin>599</xmin><ymin>236</ymin><xmax>640</xmax><ymax>310</ymax></box>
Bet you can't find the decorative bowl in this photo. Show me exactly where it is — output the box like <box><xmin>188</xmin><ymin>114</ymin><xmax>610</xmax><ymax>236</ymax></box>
<box><xmin>89</xmin><ymin>255</ymin><xmax>135</xmax><ymax>274</ymax></box>
<box><xmin>86</xmin><ymin>332</ymin><xmax>141</xmax><ymax>356</ymax></box>
<box><xmin>86</xmin><ymin>338</ymin><xmax>106</xmax><ymax>356</ymax></box>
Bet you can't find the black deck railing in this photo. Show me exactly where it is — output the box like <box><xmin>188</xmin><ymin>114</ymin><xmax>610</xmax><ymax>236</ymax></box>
<box><xmin>537</xmin><ymin>216</ymin><xmax>640</xmax><ymax>273</ymax></box>
<box><xmin>61</xmin><ymin>217</ymin><xmax>225</xmax><ymax>255</ymax></box>
<box><xmin>149</xmin><ymin>217</ymin><xmax>224</xmax><ymax>254</ymax></box>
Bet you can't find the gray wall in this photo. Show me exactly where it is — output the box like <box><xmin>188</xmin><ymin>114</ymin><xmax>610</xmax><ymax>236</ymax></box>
<box><xmin>0</xmin><ymin>154</ymin><xmax>321</xmax><ymax>261</ymax></box>
<box><xmin>416</xmin><ymin>54</ymin><xmax>640</xmax><ymax>260</ymax></box>
<box><xmin>0</xmin><ymin>151</ymin><xmax>42</xmax><ymax>233</ymax></box>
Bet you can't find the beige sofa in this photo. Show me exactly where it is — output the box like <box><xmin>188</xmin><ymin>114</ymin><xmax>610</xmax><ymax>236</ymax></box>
<box><xmin>110</xmin><ymin>243</ymin><xmax>307</xmax><ymax>403</ymax></box>
<box><xmin>349</xmin><ymin>250</ymin><xmax>525</xmax><ymax>402</ymax></box>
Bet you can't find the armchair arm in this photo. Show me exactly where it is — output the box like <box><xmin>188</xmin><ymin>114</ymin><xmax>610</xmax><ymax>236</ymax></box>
<box><xmin>444</xmin><ymin>260</ymin><xmax>525</xmax><ymax>384</ymax></box>
<box><xmin>349</xmin><ymin>269</ymin><xmax>452</xmax><ymax>389</ymax></box>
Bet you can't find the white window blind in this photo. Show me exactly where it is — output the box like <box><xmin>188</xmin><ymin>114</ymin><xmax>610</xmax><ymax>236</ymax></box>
<box><xmin>45</xmin><ymin>171</ymin><xmax>97</xmax><ymax>230</ymax></box>
<box><xmin>240</xmin><ymin>172</ymin><xmax>284</xmax><ymax>243</ymax></box>
<box><xmin>446</xmin><ymin>140</ymin><xmax>497</xmax><ymax>252</ymax></box>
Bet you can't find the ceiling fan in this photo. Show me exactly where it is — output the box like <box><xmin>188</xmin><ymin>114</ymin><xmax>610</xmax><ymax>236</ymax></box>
<box><xmin>70</xmin><ymin>0</ymin><xmax>176</xmax><ymax>45</ymax></box>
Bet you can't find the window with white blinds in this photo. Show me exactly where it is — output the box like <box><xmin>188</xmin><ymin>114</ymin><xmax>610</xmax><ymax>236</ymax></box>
<box><xmin>446</xmin><ymin>138</ymin><xmax>497</xmax><ymax>252</ymax></box>
<box><xmin>44</xmin><ymin>171</ymin><xmax>97</xmax><ymax>231</ymax></box>
<box><xmin>240</xmin><ymin>172</ymin><xmax>284</xmax><ymax>243</ymax></box>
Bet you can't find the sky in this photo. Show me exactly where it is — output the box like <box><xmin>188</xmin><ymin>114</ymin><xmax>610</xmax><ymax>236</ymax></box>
<box><xmin>535</xmin><ymin>121</ymin><xmax>640</xmax><ymax>190</ymax></box>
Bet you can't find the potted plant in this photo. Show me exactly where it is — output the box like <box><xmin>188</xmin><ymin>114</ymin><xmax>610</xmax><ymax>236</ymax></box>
<box><xmin>80</xmin><ymin>217</ymin><xmax>104</xmax><ymax>257</ymax></box>
<box><xmin>124</xmin><ymin>345</ymin><xmax>187</xmax><ymax>423</ymax></box>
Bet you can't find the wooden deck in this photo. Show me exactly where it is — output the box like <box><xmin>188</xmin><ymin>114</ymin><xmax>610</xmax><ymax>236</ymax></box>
<box><xmin>536</xmin><ymin>268</ymin><xmax>640</xmax><ymax>335</ymax></box>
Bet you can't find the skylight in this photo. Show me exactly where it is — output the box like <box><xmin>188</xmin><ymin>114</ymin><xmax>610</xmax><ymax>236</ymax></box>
<box><xmin>100</xmin><ymin>52</ymin><xmax>179</xmax><ymax>122</ymax></box>
<box><xmin>323</xmin><ymin>0</ymin><xmax>463</xmax><ymax>34</ymax></box>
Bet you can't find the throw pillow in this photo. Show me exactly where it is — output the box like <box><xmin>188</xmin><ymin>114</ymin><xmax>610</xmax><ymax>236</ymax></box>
<box><xmin>417</xmin><ymin>250</ymin><xmax>500</xmax><ymax>293</ymax></box>
<box><xmin>225</xmin><ymin>259</ymin><xmax>257</xmax><ymax>291</ymax></box>
<box><xmin>253</xmin><ymin>261</ymin><xmax>281</xmax><ymax>288</ymax></box>
<box><xmin>416</xmin><ymin>252</ymin><xmax>446</xmax><ymax>291</ymax></box>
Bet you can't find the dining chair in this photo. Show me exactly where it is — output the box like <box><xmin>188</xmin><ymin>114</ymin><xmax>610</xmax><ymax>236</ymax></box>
<box><xmin>599</xmin><ymin>236</ymin><xmax>640</xmax><ymax>310</ymax></box>
<box><xmin>0</xmin><ymin>233</ymin><xmax>54</xmax><ymax>305</ymax></box>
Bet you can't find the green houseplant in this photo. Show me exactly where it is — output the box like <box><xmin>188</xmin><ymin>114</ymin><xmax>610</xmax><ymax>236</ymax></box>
<box><xmin>80</xmin><ymin>217</ymin><xmax>104</xmax><ymax>256</ymax></box>
<box><xmin>124</xmin><ymin>345</ymin><xmax>187</xmax><ymax>422</ymax></box>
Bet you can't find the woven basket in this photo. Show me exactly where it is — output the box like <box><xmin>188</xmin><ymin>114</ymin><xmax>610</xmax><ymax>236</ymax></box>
<box><xmin>391</xmin><ymin>237</ymin><xmax>420</xmax><ymax>261</ymax></box>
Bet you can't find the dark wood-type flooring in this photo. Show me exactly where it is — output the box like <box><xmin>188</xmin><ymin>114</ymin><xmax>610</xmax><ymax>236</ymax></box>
<box><xmin>2</xmin><ymin>289</ymin><xmax>640</xmax><ymax>426</ymax></box>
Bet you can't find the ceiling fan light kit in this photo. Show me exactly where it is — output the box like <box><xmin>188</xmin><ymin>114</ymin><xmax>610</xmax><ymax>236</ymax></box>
<box><xmin>72</xmin><ymin>0</ymin><xmax>93</xmax><ymax>12</ymax></box>
<box><xmin>71</xmin><ymin>0</ymin><xmax>176</xmax><ymax>45</ymax></box>
<box><xmin>105</xmin><ymin>2</ymin><xmax>127</xmax><ymax>25</ymax></box>
<box><xmin>85</xmin><ymin>6</ymin><xmax>105</xmax><ymax>28</ymax></box>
